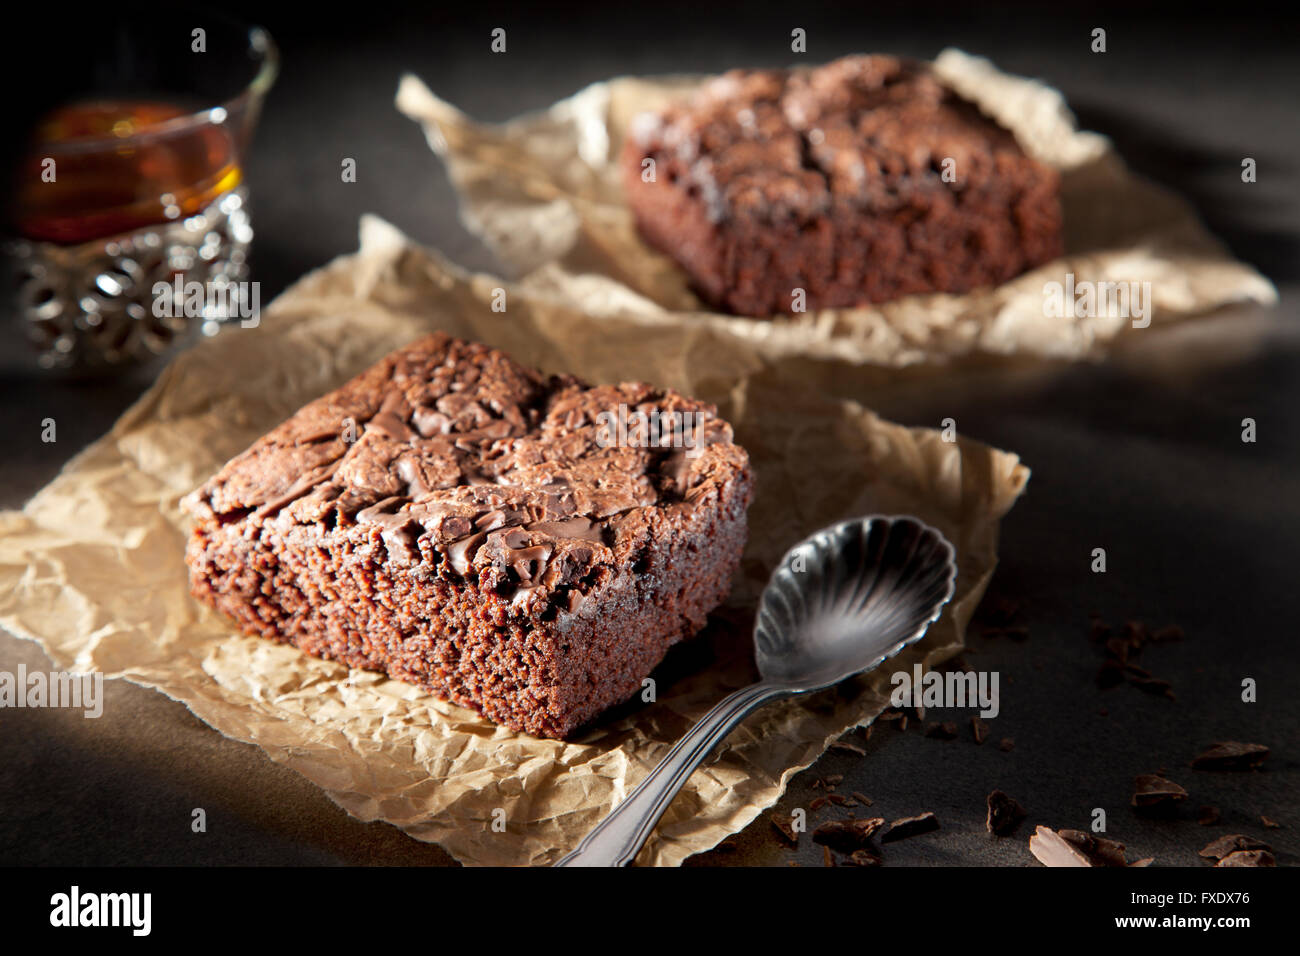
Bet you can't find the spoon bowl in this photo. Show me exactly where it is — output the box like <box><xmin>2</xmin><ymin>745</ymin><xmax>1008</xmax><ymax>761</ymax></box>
<box><xmin>555</xmin><ymin>514</ymin><xmax>957</xmax><ymax>866</ymax></box>
<box><xmin>755</xmin><ymin>517</ymin><xmax>957</xmax><ymax>691</ymax></box>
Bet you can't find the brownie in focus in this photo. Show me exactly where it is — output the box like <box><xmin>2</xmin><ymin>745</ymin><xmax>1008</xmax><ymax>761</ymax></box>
<box><xmin>183</xmin><ymin>333</ymin><xmax>753</xmax><ymax>739</ymax></box>
<box><xmin>622</xmin><ymin>55</ymin><xmax>1063</xmax><ymax>317</ymax></box>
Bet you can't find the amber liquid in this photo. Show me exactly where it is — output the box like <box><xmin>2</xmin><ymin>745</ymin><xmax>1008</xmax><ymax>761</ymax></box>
<box><xmin>15</xmin><ymin>100</ymin><xmax>241</xmax><ymax>245</ymax></box>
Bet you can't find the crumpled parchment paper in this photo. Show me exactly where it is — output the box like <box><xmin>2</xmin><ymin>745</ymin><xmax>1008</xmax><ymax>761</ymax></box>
<box><xmin>0</xmin><ymin>215</ymin><xmax>1028</xmax><ymax>865</ymax></box>
<box><xmin>396</xmin><ymin>48</ymin><xmax>1276</xmax><ymax>367</ymax></box>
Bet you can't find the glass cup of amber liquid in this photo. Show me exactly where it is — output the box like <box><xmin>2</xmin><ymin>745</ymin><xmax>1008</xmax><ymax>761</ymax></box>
<box><xmin>8</xmin><ymin>13</ymin><xmax>277</xmax><ymax>371</ymax></box>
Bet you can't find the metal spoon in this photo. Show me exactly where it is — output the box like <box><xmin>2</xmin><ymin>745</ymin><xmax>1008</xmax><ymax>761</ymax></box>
<box><xmin>555</xmin><ymin>514</ymin><xmax>957</xmax><ymax>867</ymax></box>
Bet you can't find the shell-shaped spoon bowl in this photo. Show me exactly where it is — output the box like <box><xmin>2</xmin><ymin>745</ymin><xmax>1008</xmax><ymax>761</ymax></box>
<box><xmin>554</xmin><ymin>514</ymin><xmax>957</xmax><ymax>866</ymax></box>
<box><xmin>754</xmin><ymin>515</ymin><xmax>957</xmax><ymax>693</ymax></box>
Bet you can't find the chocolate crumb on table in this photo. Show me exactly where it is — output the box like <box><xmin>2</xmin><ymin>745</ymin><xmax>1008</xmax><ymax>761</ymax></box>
<box><xmin>829</xmin><ymin>736</ymin><xmax>867</xmax><ymax>756</ymax></box>
<box><xmin>622</xmin><ymin>55</ymin><xmax>1062</xmax><ymax>317</ymax></box>
<box><xmin>1190</xmin><ymin>741</ymin><xmax>1270</xmax><ymax>771</ymax></box>
<box><xmin>1216</xmin><ymin>850</ymin><xmax>1275</xmax><ymax>867</ymax></box>
<box><xmin>1197</xmin><ymin>806</ymin><xmax>1222</xmax><ymax>826</ymax></box>
<box><xmin>1198</xmin><ymin>834</ymin><xmax>1271</xmax><ymax>862</ymax></box>
<box><xmin>985</xmin><ymin>790</ymin><xmax>1028</xmax><ymax>837</ymax></box>
<box><xmin>770</xmin><ymin>813</ymin><xmax>799</xmax><ymax>847</ymax></box>
<box><xmin>1131</xmin><ymin>774</ymin><xmax>1189</xmax><ymax>815</ymax></box>
<box><xmin>844</xmin><ymin>848</ymin><xmax>883</xmax><ymax>867</ymax></box>
<box><xmin>184</xmin><ymin>333</ymin><xmax>753</xmax><ymax>740</ymax></box>
<box><xmin>1093</xmin><ymin>615</ymin><xmax>1182</xmax><ymax>698</ymax></box>
<box><xmin>1029</xmin><ymin>826</ymin><xmax>1148</xmax><ymax>868</ymax></box>
<box><xmin>1129</xmin><ymin>673</ymin><xmax>1176</xmax><ymax>700</ymax></box>
<box><xmin>812</xmin><ymin>816</ymin><xmax>886</xmax><ymax>853</ymax></box>
<box><xmin>881</xmin><ymin>812</ymin><xmax>941</xmax><ymax>843</ymax></box>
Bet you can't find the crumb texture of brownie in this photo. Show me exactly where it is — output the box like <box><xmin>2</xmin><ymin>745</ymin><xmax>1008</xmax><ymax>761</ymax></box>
<box><xmin>184</xmin><ymin>333</ymin><xmax>753</xmax><ymax>739</ymax></box>
<box><xmin>622</xmin><ymin>54</ymin><xmax>1064</xmax><ymax>316</ymax></box>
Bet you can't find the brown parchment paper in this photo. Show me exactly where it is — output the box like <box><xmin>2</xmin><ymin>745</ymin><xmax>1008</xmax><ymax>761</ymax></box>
<box><xmin>396</xmin><ymin>48</ymin><xmax>1276</xmax><ymax>367</ymax></box>
<box><xmin>0</xmin><ymin>216</ymin><xmax>1028</xmax><ymax>866</ymax></box>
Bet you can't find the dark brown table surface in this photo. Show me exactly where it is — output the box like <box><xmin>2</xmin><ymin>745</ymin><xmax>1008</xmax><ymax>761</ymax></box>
<box><xmin>2</xmin><ymin>2</ymin><xmax>1296</xmax><ymax>866</ymax></box>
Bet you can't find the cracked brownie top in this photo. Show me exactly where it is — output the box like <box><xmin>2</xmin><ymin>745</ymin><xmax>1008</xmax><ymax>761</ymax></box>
<box><xmin>629</xmin><ymin>54</ymin><xmax>1036</xmax><ymax>223</ymax></box>
<box><xmin>183</xmin><ymin>333</ymin><xmax>750</xmax><ymax>611</ymax></box>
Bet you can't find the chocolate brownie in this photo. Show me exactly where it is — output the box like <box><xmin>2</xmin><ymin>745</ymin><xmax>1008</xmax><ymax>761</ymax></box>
<box><xmin>183</xmin><ymin>333</ymin><xmax>753</xmax><ymax>739</ymax></box>
<box><xmin>622</xmin><ymin>55</ymin><xmax>1063</xmax><ymax>316</ymax></box>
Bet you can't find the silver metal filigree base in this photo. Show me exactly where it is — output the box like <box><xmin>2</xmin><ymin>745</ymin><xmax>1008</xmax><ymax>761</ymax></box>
<box><xmin>8</xmin><ymin>187</ymin><xmax>252</xmax><ymax>371</ymax></box>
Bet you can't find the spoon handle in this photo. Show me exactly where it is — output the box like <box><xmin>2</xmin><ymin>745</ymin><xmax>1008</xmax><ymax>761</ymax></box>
<box><xmin>554</xmin><ymin>680</ymin><xmax>787</xmax><ymax>866</ymax></box>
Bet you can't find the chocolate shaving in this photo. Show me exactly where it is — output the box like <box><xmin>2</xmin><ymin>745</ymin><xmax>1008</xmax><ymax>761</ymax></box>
<box><xmin>998</xmin><ymin>737</ymin><xmax>1015</xmax><ymax>752</ymax></box>
<box><xmin>971</xmin><ymin>717</ymin><xmax>988</xmax><ymax>744</ymax></box>
<box><xmin>1129</xmin><ymin>675</ymin><xmax>1175</xmax><ymax>699</ymax></box>
<box><xmin>1028</xmin><ymin>827</ymin><xmax>1091</xmax><ymax>867</ymax></box>
<box><xmin>1029</xmin><ymin>826</ymin><xmax>1135</xmax><ymax>867</ymax></box>
<box><xmin>843</xmin><ymin>848</ymin><xmax>883</xmax><ymax>867</ymax></box>
<box><xmin>1216</xmin><ymin>850</ymin><xmax>1275</xmax><ymax>867</ymax></box>
<box><xmin>812</xmin><ymin>816</ymin><xmax>886</xmax><ymax>853</ymax></box>
<box><xmin>829</xmin><ymin>738</ymin><xmax>867</xmax><ymax>756</ymax></box>
<box><xmin>880</xmin><ymin>812</ymin><xmax>940</xmax><ymax>843</ymax></box>
<box><xmin>1261</xmin><ymin>815</ymin><xmax>1282</xmax><ymax>829</ymax></box>
<box><xmin>769</xmin><ymin>812</ymin><xmax>798</xmax><ymax>847</ymax></box>
<box><xmin>986</xmin><ymin>790</ymin><xmax>1027</xmax><ymax>836</ymax></box>
<box><xmin>1131</xmin><ymin>773</ymin><xmax>1188</xmax><ymax>814</ymax></box>
<box><xmin>1091</xmin><ymin>615</ymin><xmax>1182</xmax><ymax>697</ymax></box>
<box><xmin>1198</xmin><ymin>834</ymin><xmax>1270</xmax><ymax>862</ymax></box>
<box><xmin>1197</xmin><ymin>806</ymin><xmax>1221</xmax><ymax>826</ymax></box>
<box><xmin>1190</xmin><ymin>741</ymin><xmax>1269</xmax><ymax>771</ymax></box>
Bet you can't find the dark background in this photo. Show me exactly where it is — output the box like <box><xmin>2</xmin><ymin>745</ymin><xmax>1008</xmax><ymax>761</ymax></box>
<box><xmin>1</xmin><ymin>1</ymin><xmax>1297</xmax><ymax>866</ymax></box>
